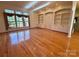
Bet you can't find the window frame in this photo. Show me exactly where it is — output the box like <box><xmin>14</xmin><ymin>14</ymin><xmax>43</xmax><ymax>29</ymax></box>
<box><xmin>3</xmin><ymin>9</ymin><xmax>30</xmax><ymax>30</ymax></box>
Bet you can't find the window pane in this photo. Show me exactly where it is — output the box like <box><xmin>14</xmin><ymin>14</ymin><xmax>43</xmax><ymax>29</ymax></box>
<box><xmin>8</xmin><ymin>21</ymin><xmax>16</xmax><ymax>28</ymax></box>
<box><xmin>17</xmin><ymin>22</ymin><xmax>23</xmax><ymax>27</ymax></box>
<box><xmin>16</xmin><ymin>16</ymin><xmax>23</xmax><ymax>21</ymax></box>
<box><xmin>16</xmin><ymin>11</ymin><xmax>22</xmax><ymax>14</ymax></box>
<box><xmin>4</xmin><ymin>9</ymin><xmax>14</xmax><ymax>13</ymax></box>
<box><xmin>7</xmin><ymin>16</ymin><xmax>15</xmax><ymax>21</ymax></box>
<box><xmin>16</xmin><ymin>16</ymin><xmax>23</xmax><ymax>27</ymax></box>
<box><xmin>23</xmin><ymin>12</ymin><xmax>29</xmax><ymax>15</ymax></box>
<box><xmin>19</xmin><ymin>22</ymin><xmax>23</xmax><ymax>27</ymax></box>
<box><xmin>25</xmin><ymin>22</ymin><xmax>29</xmax><ymax>27</ymax></box>
<box><xmin>24</xmin><ymin>17</ymin><xmax>28</xmax><ymax>22</ymax></box>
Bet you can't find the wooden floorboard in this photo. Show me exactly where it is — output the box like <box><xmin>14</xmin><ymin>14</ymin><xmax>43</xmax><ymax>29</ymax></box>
<box><xmin>0</xmin><ymin>28</ymin><xmax>79</xmax><ymax>57</ymax></box>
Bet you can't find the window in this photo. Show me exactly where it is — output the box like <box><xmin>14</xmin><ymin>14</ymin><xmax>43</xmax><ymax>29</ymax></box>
<box><xmin>16</xmin><ymin>16</ymin><xmax>23</xmax><ymax>27</ymax></box>
<box><xmin>16</xmin><ymin>11</ymin><xmax>22</xmax><ymax>15</ymax></box>
<box><xmin>4</xmin><ymin>9</ymin><xmax>30</xmax><ymax>30</ymax></box>
<box><xmin>23</xmin><ymin>12</ymin><xmax>29</xmax><ymax>15</ymax></box>
<box><xmin>7</xmin><ymin>16</ymin><xmax>16</xmax><ymax>28</ymax></box>
<box><xmin>24</xmin><ymin>17</ymin><xmax>29</xmax><ymax>27</ymax></box>
<box><xmin>4</xmin><ymin>9</ymin><xmax>14</xmax><ymax>14</ymax></box>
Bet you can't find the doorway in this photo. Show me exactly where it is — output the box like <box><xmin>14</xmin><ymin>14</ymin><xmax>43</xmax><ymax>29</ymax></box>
<box><xmin>72</xmin><ymin>2</ymin><xmax>79</xmax><ymax>34</ymax></box>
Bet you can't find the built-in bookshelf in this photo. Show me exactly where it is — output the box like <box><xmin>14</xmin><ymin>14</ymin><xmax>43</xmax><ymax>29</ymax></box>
<box><xmin>61</xmin><ymin>13</ymin><xmax>71</xmax><ymax>27</ymax></box>
<box><xmin>54</xmin><ymin>13</ymin><xmax>62</xmax><ymax>25</ymax></box>
<box><xmin>54</xmin><ymin>8</ymin><xmax>72</xmax><ymax>26</ymax></box>
<box><xmin>38</xmin><ymin>14</ymin><xmax>43</xmax><ymax>24</ymax></box>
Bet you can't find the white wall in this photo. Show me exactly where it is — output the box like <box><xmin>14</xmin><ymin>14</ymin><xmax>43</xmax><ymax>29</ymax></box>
<box><xmin>0</xmin><ymin>10</ymin><xmax>6</xmax><ymax>33</ymax></box>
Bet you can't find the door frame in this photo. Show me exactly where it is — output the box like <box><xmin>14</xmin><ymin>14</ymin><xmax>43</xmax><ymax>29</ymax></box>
<box><xmin>68</xmin><ymin>1</ymin><xmax>77</xmax><ymax>38</ymax></box>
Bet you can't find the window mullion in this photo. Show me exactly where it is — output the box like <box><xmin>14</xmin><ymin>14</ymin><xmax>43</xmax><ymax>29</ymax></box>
<box><xmin>15</xmin><ymin>14</ymin><xmax>17</xmax><ymax>28</ymax></box>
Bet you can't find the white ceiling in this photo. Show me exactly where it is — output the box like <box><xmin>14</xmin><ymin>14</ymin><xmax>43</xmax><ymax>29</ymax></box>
<box><xmin>0</xmin><ymin>1</ymin><xmax>72</xmax><ymax>13</ymax></box>
<box><xmin>0</xmin><ymin>1</ymin><xmax>50</xmax><ymax>12</ymax></box>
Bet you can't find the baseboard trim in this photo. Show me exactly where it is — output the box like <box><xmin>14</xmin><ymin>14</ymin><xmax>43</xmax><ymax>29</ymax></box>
<box><xmin>36</xmin><ymin>27</ymin><xmax>68</xmax><ymax>34</ymax></box>
<box><xmin>0</xmin><ymin>27</ymin><xmax>38</xmax><ymax>34</ymax></box>
<box><xmin>0</xmin><ymin>27</ymin><xmax>68</xmax><ymax>35</ymax></box>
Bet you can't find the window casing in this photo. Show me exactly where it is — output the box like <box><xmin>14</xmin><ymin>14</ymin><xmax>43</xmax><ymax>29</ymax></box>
<box><xmin>4</xmin><ymin>9</ymin><xmax>30</xmax><ymax>30</ymax></box>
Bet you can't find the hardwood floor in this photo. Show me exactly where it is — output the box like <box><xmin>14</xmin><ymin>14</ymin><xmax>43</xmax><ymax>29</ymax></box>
<box><xmin>66</xmin><ymin>32</ymin><xmax>79</xmax><ymax>57</ymax></box>
<box><xmin>0</xmin><ymin>28</ymin><xmax>79</xmax><ymax>57</ymax></box>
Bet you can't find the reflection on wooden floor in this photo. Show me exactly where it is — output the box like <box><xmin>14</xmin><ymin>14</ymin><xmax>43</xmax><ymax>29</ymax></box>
<box><xmin>0</xmin><ymin>28</ymin><xmax>79</xmax><ymax>57</ymax></box>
